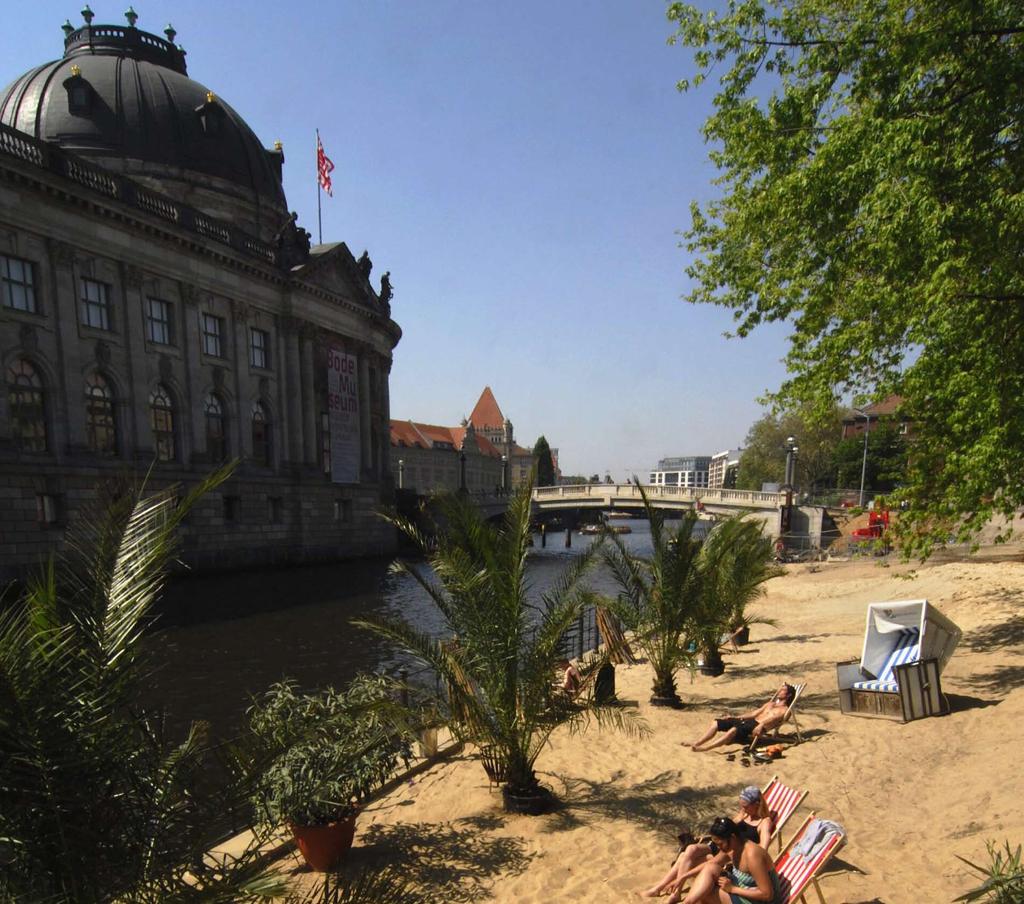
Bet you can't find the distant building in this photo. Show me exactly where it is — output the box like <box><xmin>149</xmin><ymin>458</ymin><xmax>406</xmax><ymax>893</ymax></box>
<box><xmin>390</xmin><ymin>386</ymin><xmax>552</xmax><ymax>494</ymax></box>
<box><xmin>467</xmin><ymin>387</ymin><xmax>538</xmax><ymax>488</ymax></box>
<box><xmin>648</xmin><ymin>456</ymin><xmax>712</xmax><ymax>489</ymax></box>
<box><xmin>709</xmin><ymin>448</ymin><xmax>742</xmax><ymax>489</ymax></box>
<box><xmin>840</xmin><ymin>395</ymin><xmax>911</xmax><ymax>439</ymax></box>
<box><xmin>389</xmin><ymin>419</ymin><xmax>503</xmax><ymax>494</ymax></box>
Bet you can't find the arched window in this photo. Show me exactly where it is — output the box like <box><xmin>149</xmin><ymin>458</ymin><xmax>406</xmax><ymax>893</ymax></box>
<box><xmin>204</xmin><ymin>393</ymin><xmax>227</xmax><ymax>463</ymax></box>
<box><xmin>7</xmin><ymin>359</ymin><xmax>47</xmax><ymax>453</ymax></box>
<box><xmin>85</xmin><ymin>372</ymin><xmax>117</xmax><ymax>456</ymax></box>
<box><xmin>251</xmin><ymin>400</ymin><xmax>271</xmax><ymax>466</ymax></box>
<box><xmin>150</xmin><ymin>384</ymin><xmax>176</xmax><ymax>462</ymax></box>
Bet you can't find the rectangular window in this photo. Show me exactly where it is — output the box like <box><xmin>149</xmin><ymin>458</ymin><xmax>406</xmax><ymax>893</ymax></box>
<box><xmin>36</xmin><ymin>493</ymin><xmax>60</xmax><ymax>525</ymax></box>
<box><xmin>1</xmin><ymin>255</ymin><xmax>37</xmax><ymax>313</ymax></box>
<box><xmin>333</xmin><ymin>499</ymin><xmax>352</xmax><ymax>523</ymax></box>
<box><xmin>250</xmin><ymin>328</ymin><xmax>270</xmax><ymax>369</ymax></box>
<box><xmin>201</xmin><ymin>313</ymin><xmax>223</xmax><ymax>357</ymax></box>
<box><xmin>146</xmin><ymin>297</ymin><xmax>173</xmax><ymax>344</ymax></box>
<box><xmin>80</xmin><ymin>278</ymin><xmax>111</xmax><ymax>330</ymax></box>
<box><xmin>223</xmin><ymin>494</ymin><xmax>240</xmax><ymax>523</ymax></box>
<box><xmin>268</xmin><ymin>496</ymin><xmax>283</xmax><ymax>523</ymax></box>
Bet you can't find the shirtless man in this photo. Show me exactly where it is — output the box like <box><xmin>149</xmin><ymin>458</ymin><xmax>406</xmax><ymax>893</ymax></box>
<box><xmin>683</xmin><ymin>683</ymin><xmax>795</xmax><ymax>751</ymax></box>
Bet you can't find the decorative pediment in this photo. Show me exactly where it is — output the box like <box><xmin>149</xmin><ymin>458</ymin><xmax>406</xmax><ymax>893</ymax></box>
<box><xmin>291</xmin><ymin>244</ymin><xmax>377</xmax><ymax>306</ymax></box>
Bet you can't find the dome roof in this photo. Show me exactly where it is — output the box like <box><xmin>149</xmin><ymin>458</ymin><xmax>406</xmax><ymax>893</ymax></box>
<box><xmin>0</xmin><ymin>19</ymin><xmax>287</xmax><ymax>220</ymax></box>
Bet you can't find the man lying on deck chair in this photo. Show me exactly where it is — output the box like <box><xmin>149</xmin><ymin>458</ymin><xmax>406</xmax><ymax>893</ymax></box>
<box><xmin>682</xmin><ymin>684</ymin><xmax>795</xmax><ymax>752</ymax></box>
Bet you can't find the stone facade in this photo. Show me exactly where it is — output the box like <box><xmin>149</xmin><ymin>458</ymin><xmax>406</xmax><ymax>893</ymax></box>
<box><xmin>390</xmin><ymin>419</ymin><xmax>505</xmax><ymax>496</ymax></box>
<box><xmin>0</xmin><ymin>23</ymin><xmax>401</xmax><ymax>581</ymax></box>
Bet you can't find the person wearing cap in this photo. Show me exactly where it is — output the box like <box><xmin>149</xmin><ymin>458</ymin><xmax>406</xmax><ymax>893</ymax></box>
<box><xmin>683</xmin><ymin>684</ymin><xmax>795</xmax><ymax>752</ymax></box>
<box><xmin>639</xmin><ymin>787</ymin><xmax>774</xmax><ymax>899</ymax></box>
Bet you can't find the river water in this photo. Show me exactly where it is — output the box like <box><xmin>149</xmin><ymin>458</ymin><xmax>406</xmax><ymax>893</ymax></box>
<box><xmin>144</xmin><ymin>519</ymin><xmax>661</xmax><ymax>742</ymax></box>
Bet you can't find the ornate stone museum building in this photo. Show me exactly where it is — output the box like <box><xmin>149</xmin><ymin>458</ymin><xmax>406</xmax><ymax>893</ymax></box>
<box><xmin>0</xmin><ymin>13</ymin><xmax>401</xmax><ymax>579</ymax></box>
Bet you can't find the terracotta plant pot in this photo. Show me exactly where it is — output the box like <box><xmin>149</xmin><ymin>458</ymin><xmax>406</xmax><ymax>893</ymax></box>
<box><xmin>290</xmin><ymin>815</ymin><xmax>357</xmax><ymax>872</ymax></box>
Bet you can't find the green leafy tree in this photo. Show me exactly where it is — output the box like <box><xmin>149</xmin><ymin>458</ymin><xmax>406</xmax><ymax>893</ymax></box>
<box><xmin>0</xmin><ymin>465</ymin><xmax>298</xmax><ymax>903</ymax></box>
<box><xmin>533</xmin><ymin>436</ymin><xmax>555</xmax><ymax>487</ymax></box>
<box><xmin>604</xmin><ymin>485</ymin><xmax>704</xmax><ymax>706</ymax></box>
<box><xmin>737</xmin><ymin>405</ymin><xmax>842</xmax><ymax>492</ymax></box>
<box><xmin>669</xmin><ymin>0</ymin><xmax>1024</xmax><ymax>556</ymax></box>
<box><xmin>834</xmin><ymin>422</ymin><xmax>908</xmax><ymax>493</ymax></box>
<box><xmin>355</xmin><ymin>482</ymin><xmax>645</xmax><ymax>810</ymax></box>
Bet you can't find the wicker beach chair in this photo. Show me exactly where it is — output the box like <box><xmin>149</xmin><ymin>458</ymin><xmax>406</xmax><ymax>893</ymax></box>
<box><xmin>773</xmin><ymin>813</ymin><xmax>846</xmax><ymax>904</ymax></box>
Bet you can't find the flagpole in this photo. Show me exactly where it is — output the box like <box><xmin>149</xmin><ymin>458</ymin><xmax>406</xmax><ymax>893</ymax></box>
<box><xmin>316</xmin><ymin>129</ymin><xmax>323</xmax><ymax>245</ymax></box>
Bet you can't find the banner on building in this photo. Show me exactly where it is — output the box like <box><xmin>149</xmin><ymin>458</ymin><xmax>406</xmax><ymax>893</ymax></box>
<box><xmin>327</xmin><ymin>348</ymin><xmax>360</xmax><ymax>484</ymax></box>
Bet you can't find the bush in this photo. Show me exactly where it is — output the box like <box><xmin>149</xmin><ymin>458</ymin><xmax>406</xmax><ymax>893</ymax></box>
<box><xmin>249</xmin><ymin>675</ymin><xmax>409</xmax><ymax>828</ymax></box>
<box><xmin>955</xmin><ymin>840</ymin><xmax>1024</xmax><ymax>902</ymax></box>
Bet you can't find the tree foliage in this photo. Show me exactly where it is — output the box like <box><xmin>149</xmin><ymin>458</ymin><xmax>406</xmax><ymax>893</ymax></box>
<box><xmin>355</xmin><ymin>482</ymin><xmax>645</xmax><ymax>805</ymax></box>
<box><xmin>737</xmin><ymin>404</ymin><xmax>843</xmax><ymax>491</ymax></box>
<box><xmin>532</xmin><ymin>436</ymin><xmax>555</xmax><ymax>487</ymax></box>
<box><xmin>834</xmin><ymin>422</ymin><xmax>907</xmax><ymax>492</ymax></box>
<box><xmin>0</xmin><ymin>465</ymin><xmax>298</xmax><ymax>903</ymax></box>
<box><xmin>669</xmin><ymin>0</ymin><xmax>1024</xmax><ymax>555</ymax></box>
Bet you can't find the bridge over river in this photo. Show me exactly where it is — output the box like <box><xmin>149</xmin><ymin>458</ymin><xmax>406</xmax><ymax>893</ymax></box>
<box><xmin>531</xmin><ymin>484</ymin><xmax>837</xmax><ymax>547</ymax></box>
<box><xmin>532</xmin><ymin>484</ymin><xmax>782</xmax><ymax>513</ymax></box>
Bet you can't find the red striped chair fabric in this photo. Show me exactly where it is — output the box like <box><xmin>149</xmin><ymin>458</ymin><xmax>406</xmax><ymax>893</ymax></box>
<box><xmin>761</xmin><ymin>776</ymin><xmax>808</xmax><ymax>849</ymax></box>
<box><xmin>773</xmin><ymin>813</ymin><xmax>846</xmax><ymax>904</ymax></box>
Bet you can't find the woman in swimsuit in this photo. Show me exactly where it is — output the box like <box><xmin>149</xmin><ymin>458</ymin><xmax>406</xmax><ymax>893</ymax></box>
<box><xmin>639</xmin><ymin>787</ymin><xmax>774</xmax><ymax>900</ymax></box>
<box><xmin>681</xmin><ymin>816</ymin><xmax>782</xmax><ymax>904</ymax></box>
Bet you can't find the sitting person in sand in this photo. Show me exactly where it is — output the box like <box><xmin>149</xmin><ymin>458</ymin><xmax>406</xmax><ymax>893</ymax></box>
<box><xmin>678</xmin><ymin>816</ymin><xmax>782</xmax><ymax>904</ymax></box>
<box><xmin>640</xmin><ymin>786</ymin><xmax>774</xmax><ymax>900</ymax></box>
<box><xmin>557</xmin><ymin>659</ymin><xmax>582</xmax><ymax>696</ymax></box>
<box><xmin>683</xmin><ymin>683</ymin><xmax>795</xmax><ymax>752</ymax></box>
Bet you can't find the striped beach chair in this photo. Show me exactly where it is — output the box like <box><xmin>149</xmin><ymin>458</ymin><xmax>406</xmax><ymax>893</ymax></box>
<box><xmin>851</xmin><ymin>627</ymin><xmax>920</xmax><ymax>692</ymax></box>
<box><xmin>761</xmin><ymin>776</ymin><xmax>808</xmax><ymax>851</ymax></box>
<box><xmin>749</xmin><ymin>682</ymin><xmax>807</xmax><ymax>751</ymax></box>
<box><xmin>774</xmin><ymin>813</ymin><xmax>846</xmax><ymax>904</ymax></box>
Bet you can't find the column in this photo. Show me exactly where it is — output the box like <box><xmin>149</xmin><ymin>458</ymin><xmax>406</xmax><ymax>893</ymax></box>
<box><xmin>380</xmin><ymin>355</ymin><xmax>393</xmax><ymax>478</ymax></box>
<box><xmin>282</xmin><ymin>317</ymin><xmax>303</xmax><ymax>464</ymax></box>
<box><xmin>230</xmin><ymin>299</ymin><xmax>249</xmax><ymax>464</ymax></box>
<box><xmin>299</xmin><ymin>324</ymin><xmax>317</xmax><ymax>467</ymax></box>
<box><xmin>120</xmin><ymin>264</ymin><xmax>148</xmax><ymax>458</ymax></box>
<box><xmin>179</xmin><ymin>283</ymin><xmax>207</xmax><ymax>460</ymax></box>
<box><xmin>45</xmin><ymin>239</ymin><xmax>80</xmax><ymax>454</ymax></box>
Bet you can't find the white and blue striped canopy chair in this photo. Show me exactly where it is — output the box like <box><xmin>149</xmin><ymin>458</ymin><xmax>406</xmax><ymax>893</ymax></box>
<box><xmin>837</xmin><ymin>600</ymin><xmax>960</xmax><ymax>721</ymax></box>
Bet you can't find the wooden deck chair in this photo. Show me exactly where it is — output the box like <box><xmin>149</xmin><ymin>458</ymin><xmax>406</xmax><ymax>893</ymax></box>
<box><xmin>761</xmin><ymin>776</ymin><xmax>809</xmax><ymax>851</ymax></box>
<box><xmin>773</xmin><ymin>812</ymin><xmax>846</xmax><ymax>904</ymax></box>
<box><xmin>749</xmin><ymin>682</ymin><xmax>806</xmax><ymax>751</ymax></box>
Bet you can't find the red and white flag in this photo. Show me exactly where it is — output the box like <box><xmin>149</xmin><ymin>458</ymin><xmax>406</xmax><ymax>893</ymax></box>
<box><xmin>316</xmin><ymin>133</ymin><xmax>335</xmax><ymax>196</ymax></box>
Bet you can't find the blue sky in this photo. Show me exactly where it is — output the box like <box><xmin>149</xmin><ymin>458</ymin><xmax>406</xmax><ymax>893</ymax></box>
<box><xmin>7</xmin><ymin>1</ymin><xmax>791</xmax><ymax>479</ymax></box>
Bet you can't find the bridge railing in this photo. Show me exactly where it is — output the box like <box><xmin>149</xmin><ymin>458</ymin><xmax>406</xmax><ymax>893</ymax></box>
<box><xmin>533</xmin><ymin>484</ymin><xmax>783</xmax><ymax>507</ymax></box>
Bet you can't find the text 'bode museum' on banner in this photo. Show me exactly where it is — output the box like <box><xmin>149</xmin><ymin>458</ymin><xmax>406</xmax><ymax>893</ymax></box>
<box><xmin>327</xmin><ymin>348</ymin><xmax>360</xmax><ymax>483</ymax></box>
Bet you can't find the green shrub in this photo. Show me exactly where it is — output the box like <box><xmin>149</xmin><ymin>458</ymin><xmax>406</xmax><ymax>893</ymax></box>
<box><xmin>955</xmin><ymin>840</ymin><xmax>1024</xmax><ymax>902</ymax></box>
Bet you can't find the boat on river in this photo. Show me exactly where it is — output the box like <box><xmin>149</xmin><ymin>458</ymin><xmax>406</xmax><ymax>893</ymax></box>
<box><xmin>579</xmin><ymin>523</ymin><xmax>632</xmax><ymax>535</ymax></box>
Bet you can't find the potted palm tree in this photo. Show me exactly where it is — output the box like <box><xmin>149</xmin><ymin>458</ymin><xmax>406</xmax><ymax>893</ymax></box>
<box><xmin>355</xmin><ymin>481</ymin><xmax>645</xmax><ymax>814</ymax></box>
<box><xmin>248</xmin><ymin>676</ymin><xmax>410</xmax><ymax>871</ymax></box>
<box><xmin>695</xmin><ymin>516</ymin><xmax>782</xmax><ymax>675</ymax></box>
<box><xmin>603</xmin><ymin>483</ymin><xmax>704</xmax><ymax>707</ymax></box>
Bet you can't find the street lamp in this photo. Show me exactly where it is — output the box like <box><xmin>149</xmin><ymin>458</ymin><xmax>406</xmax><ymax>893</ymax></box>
<box><xmin>459</xmin><ymin>450</ymin><xmax>467</xmax><ymax>493</ymax></box>
<box><xmin>397</xmin><ymin>458</ymin><xmax>404</xmax><ymax>490</ymax></box>
<box><xmin>853</xmin><ymin>407</ymin><xmax>871</xmax><ymax>507</ymax></box>
<box><xmin>784</xmin><ymin>436</ymin><xmax>799</xmax><ymax>492</ymax></box>
<box><xmin>501</xmin><ymin>454</ymin><xmax>508</xmax><ymax>494</ymax></box>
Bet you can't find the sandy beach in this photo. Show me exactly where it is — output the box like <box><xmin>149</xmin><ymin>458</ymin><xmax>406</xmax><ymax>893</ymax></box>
<box><xmin>288</xmin><ymin>546</ymin><xmax>1024</xmax><ymax>902</ymax></box>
